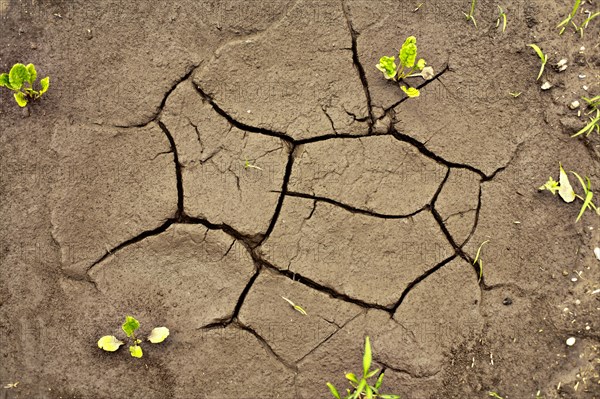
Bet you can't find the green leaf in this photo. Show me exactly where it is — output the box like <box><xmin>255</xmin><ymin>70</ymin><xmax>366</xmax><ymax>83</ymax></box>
<box><xmin>9</xmin><ymin>63</ymin><xmax>29</xmax><ymax>90</ymax></box>
<box><xmin>401</xmin><ymin>86</ymin><xmax>420</xmax><ymax>98</ymax></box>
<box><xmin>365</xmin><ymin>368</ymin><xmax>379</xmax><ymax>378</ymax></box>
<box><xmin>379</xmin><ymin>395</ymin><xmax>401</xmax><ymax>399</ymax></box>
<box><xmin>376</xmin><ymin>56</ymin><xmax>397</xmax><ymax>80</ymax></box>
<box><xmin>148</xmin><ymin>327</ymin><xmax>170</xmax><ymax>343</ymax></box>
<box><xmin>0</xmin><ymin>73</ymin><xmax>10</xmax><ymax>88</ymax></box>
<box><xmin>345</xmin><ymin>373</ymin><xmax>359</xmax><ymax>385</ymax></box>
<box><xmin>26</xmin><ymin>64</ymin><xmax>37</xmax><ymax>85</ymax></box>
<box><xmin>416</xmin><ymin>58</ymin><xmax>426</xmax><ymax>70</ymax></box>
<box><xmin>97</xmin><ymin>335</ymin><xmax>124</xmax><ymax>352</ymax></box>
<box><xmin>122</xmin><ymin>316</ymin><xmax>140</xmax><ymax>337</ymax></box>
<box><xmin>577</xmin><ymin>191</ymin><xmax>593</xmax><ymax>222</ymax></box>
<box><xmin>39</xmin><ymin>77</ymin><xmax>49</xmax><ymax>95</ymax></box>
<box><xmin>365</xmin><ymin>385</ymin><xmax>373</xmax><ymax>399</ymax></box>
<box><xmin>539</xmin><ymin>177</ymin><xmax>560</xmax><ymax>195</ymax></box>
<box><xmin>559</xmin><ymin>163</ymin><xmax>576</xmax><ymax>203</ymax></box>
<box><xmin>527</xmin><ymin>44</ymin><xmax>546</xmax><ymax>80</ymax></box>
<box><xmin>399</xmin><ymin>36</ymin><xmax>417</xmax><ymax>68</ymax></box>
<box><xmin>14</xmin><ymin>92</ymin><xmax>28</xmax><ymax>107</ymax></box>
<box><xmin>327</xmin><ymin>383</ymin><xmax>341</xmax><ymax>399</ymax></box>
<box><xmin>353</xmin><ymin>379</ymin><xmax>366</xmax><ymax>399</ymax></box>
<box><xmin>363</xmin><ymin>336</ymin><xmax>372</xmax><ymax>377</ymax></box>
<box><xmin>375</xmin><ymin>372</ymin><xmax>385</xmax><ymax>390</ymax></box>
<box><xmin>129</xmin><ymin>344</ymin><xmax>143</xmax><ymax>358</ymax></box>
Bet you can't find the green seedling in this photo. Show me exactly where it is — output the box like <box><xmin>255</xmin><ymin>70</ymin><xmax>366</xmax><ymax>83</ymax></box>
<box><xmin>557</xmin><ymin>0</ymin><xmax>580</xmax><ymax>34</ymax></box>
<box><xmin>539</xmin><ymin>163</ymin><xmax>599</xmax><ymax>222</ymax></box>
<box><xmin>281</xmin><ymin>296</ymin><xmax>307</xmax><ymax>315</ymax></box>
<box><xmin>413</xmin><ymin>3</ymin><xmax>423</xmax><ymax>12</ymax></box>
<box><xmin>473</xmin><ymin>240</ymin><xmax>489</xmax><ymax>282</ymax></box>
<box><xmin>488</xmin><ymin>392</ymin><xmax>504</xmax><ymax>399</ymax></box>
<box><xmin>376</xmin><ymin>36</ymin><xmax>432</xmax><ymax>98</ymax></box>
<box><xmin>98</xmin><ymin>316</ymin><xmax>169</xmax><ymax>358</ymax></box>
<box><xmin>576</xmin><ymin>11</ymin><xmax>600</xmax><ymax>37</ymax></box>
<box><xmin>571</xmin><ymin>109</ymin><xmax>600</xmax><ymax>138</ymax></box>
<box><xmin>527</xmin><ymin>44</ymin><xmax>547</xmax><ymax>81</ymax></box>
<box><xmin>583</xmin><ymin>95</ymin><xmax>600</xmax><ymax>110</ymax></box>
<box><xmin>509</xmin><ymin>91</ymin><xmax>522</xmax><ymax>98</ymax></box>
<box><xmin>496</xmin><ymin>6</ymin><xmax>507</xmax><ymax>32</ymax></box>
<box><xmin>327</xmin><ymin>336</ymin><xmax>400</xmax><ymax>399</ymax></box>
<box><xmin>244</xmin><ymin>158</ymin><xmax>263</xmax><ymax>171</ymax></box>
<box><xmin>463</xmin><ymin>0</ymin><xmax>477</xmax><ymax>27</ymax></box>
<box><xmin>0</xmin><ymin>63</ymin><xmax>49</xmax><ymax>107</ymax></box>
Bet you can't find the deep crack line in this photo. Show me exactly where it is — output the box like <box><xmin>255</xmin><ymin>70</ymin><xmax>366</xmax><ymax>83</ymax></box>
<box><xmin>237</xmin><ymin>321</ymin><xmax>298</xmax><ymax>372</ymax></box>
<box><xmin>158</xmin><ymin>121</ymin><xmax>184</xmax><ymax>218</ymax></box>
<box><xmin>285</xmin><ymin>191</ymin><xmax>427</xmax><ymax>219</ymax></box>
<box><xmin>258</xmin><ymin>145</ymin><xmax>297</xmax><ymax>245</ymax></box>
<box><xmin>391</xmin><ymin>128</ymin><xmax>487</xmax><ymax>179</ymax></box>
<box><xmin>390</xmin><ymin>254</ymin><xmax>457</xmax><ymax>314</ymax></box>
<box><xmin>256</xmin><ymin>258</ymin><xmax>391</xmax><ymax>312</ymax></box>
<box><xmin>341</xmin><ymin>0</ymin><xmax>374</xmax><ymax>130</ymax></box>
<box><xmin>193</xmin><ymin>83</ymin><xmax>292</xmax><ymax>143</ymax></box>
<box><xmin>114</xmin><ymin>63</ymin><xmax>199</xmax><ymax>129</ymax></box>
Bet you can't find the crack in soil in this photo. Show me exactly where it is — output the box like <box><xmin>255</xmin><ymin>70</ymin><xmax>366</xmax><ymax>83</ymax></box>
<box><xmin>341</xmin><ymin>0</ymin><xmax>374</xmax><ymax>130</ymax></box>
<box><xmin>285</xmin><ymin>191</ymin><xmax>428</xmax><ymax>219</ymax></box>
<box><xmin>237</xmin><ymin>321</ymin><xmax>298</xmax><ymax>372</ymax></box>
<box><xmin>158</xmin><ymin>121</ymin><xmax>184</xmax><ymax>218</ymax></box>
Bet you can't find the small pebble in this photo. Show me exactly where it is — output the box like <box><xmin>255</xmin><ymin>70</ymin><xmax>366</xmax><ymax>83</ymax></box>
<box><xmin>580</xmin><ymin>46</ymin><xmax>585</xmax><ymax>52</ymax></box>
<box><xmin>503</xmin><ymin>297</ymin><xmax>512</xmax><ymax>306</ymax></box>
<box><xmin>585</xmin><ymin>326</ymin><xmax>591</xmax><ymax>331</ymax></box>
<box><xmin>583</xmin><ymin>85</ymin><xmax>589</xmax><ymax>91</ymax></box>
<box><xmin>557</xmin><ymin>58</ymin><xmax>568</xmax><ymax>67</ymax></box>
<box><xmin>562</xmin><ymin>270</ymin><xmax>569</xmax><ymax>276</ymax></box>
<box><xmin>579</xmin><ymin>74</ymin><xmax>586</xmax><ymax>79</ymax></box>
<box><xmin>594</xmin><ymin>247</ymin><xmax>600</xmax><ymax>260</ymax></box>
<box><xmin>571</xmin><ymin>277</ymin><xmax>578</xmax><ymax>282</ymax></box>
<box><xmin>541</xmin><ymin>81</ymin><xmax>553</xmax><ymax>90</ymax></box>
<box><xmin>570</xmin><ymin>100</ymin><xmax>580</xmax><ymax>109</ymax></box>
<box><xmin>575</xmin><ymin>300</ymin><xmax>581</xmax><ymax>305</ymax></box>
<box><xmin>566</xmin><ymin>337</ymin><xmax>576</xmax><ymax>346</ymax></box>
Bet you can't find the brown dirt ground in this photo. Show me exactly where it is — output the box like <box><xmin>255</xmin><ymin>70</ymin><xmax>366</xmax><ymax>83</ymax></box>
<box><xmin>1</xmin><ymin>0</ymin><xmax>600</xmax><ymax>398</ymax></box>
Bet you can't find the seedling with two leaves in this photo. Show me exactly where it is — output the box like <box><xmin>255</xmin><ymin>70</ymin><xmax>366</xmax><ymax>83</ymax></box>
<box><xmin>0</xmin><ymin>63</ymin><xmax>49</xmax><ymax>107</ymax></box>
<box><xmin>527</xmin><ymin>44</ymin><xmax>547</xmax><ymax>81</ymax></box>
<box><xmin>557</xmin><ymin>0</ymin><xmax>599</xmax><ymax>37</ymax></box>
<box><xmin>496</xmin><ymin>6</ymin><xmax>507</xmax><ymax>32</ymax></box>
<box><xmin>463</xmin><ymin>0</ymin><xmax>478</xmax><ymax>27</ymax></box>
<box><xmin>376</xmin><ymin>36</ymin><xmax>434</xmax><ymax>98</ymax></box>
<box><xmin>539</xmin><ymin>163</ymin><xmax>599</xmax><ymax>222</ymax></box>
<box><xmin>573</xmin><ymin>95</ymin><xmax>600</xmax><ymax>138</ymax></box>
<box><xmin>98</xmin><ymin>316</ymin><xmax>169</xmax><ymax>358</ymax></box>
<box><xmin>327</xmin><ymin>336</ymin><xmax>400</xmax><ymax>399</ymax></box>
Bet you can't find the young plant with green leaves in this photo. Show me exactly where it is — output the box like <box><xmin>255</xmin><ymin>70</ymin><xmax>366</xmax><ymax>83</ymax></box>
<box><xmin>376</xmin><ymin>36</ymin><xmax>433</xmax><ymax>98</ymax></box>
<box><xmin>539</xmin><ymin>163</ymin><xmax>599</xmax><ymax>222</ymax></box>
<box><xmin>0</xmin><ymin>63</ymin><xmax>49</xmax><ymax>107</ymax></box>
<box><xmin>327</xmin><ymin>336</ymin><xmax>400</xmax><ymax>399</ymax></box>
<box><xmin>98</xmin><ymin>316</ymin><xmax>169</xmax><ymax>358</ymax></box>
<box><xmin>281</xmin><ymin>296</ymin><xmax>307</xmax><ymax>315</ymax></box>
<box><xmin>496</xmin><ymin>6</ymin><xmax>507</xmax><ymax>32</ymax></box>
<box><xmin>473</xmin><ymin>240</ymin><xmax>489</xmax><ymax>282</ymax></box>
<box><xmin>463</xmin><ymin>0</ymin><xmax>478</xmax><ymax>27</ymax></box>
<box><xmin>575</xmin><ymin>11</ymin><xmax>600</xmax><ymax>37</ymax></box>
<box><xmin>572</xmin><ymin>94</ymin><xmax>600</xmax><ymax>137</ymax></box>
<box><xmin>527</xmin><ymin>44</ymin><xmax>547</xmax><ymax>81</ymax></box>
<box><xmin>557</xmin><ymin>0</ymin><xmax>581</xmax><ymax>34</ymax></box>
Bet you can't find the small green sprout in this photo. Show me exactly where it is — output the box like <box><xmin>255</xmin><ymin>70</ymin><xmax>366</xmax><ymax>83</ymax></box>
<box><xmin>327</xmin><ymin>336</ymin><xmax>400</xmax><ymax>399</ymax></box>
<box><xmin>244</xmin><ymin>158</ymin><xmax>263</xmax><ymax>171</ymax></box>
<box><xmin>576</xmin><ymin>11</ymin><xmax>600</xmax><ymax>37</ymax></box>
<box><xmin>376</xmin><ymin>36</ymin><xmax>432</xmax><ymax>98</ymax></box>
<box><xmin>539</xmin><ymin>163</ymin><xmax>599</xmax><ymax>222</ymax></box>
<box><xmin>473</xmin><ymin>240</ymin><xmax>489</xmax><ymax>282</ymax></box>
<box><xmin>509</xmin><ymin>91</ymin><xmax>522</xmax><ymax>98</ymax></box>
<box><xmin>488</xmin><ymin>392</ymin><xmax>504</xmax><ymax>399</ymax></box>
<box><xmin>573</xmin><ymin>94</ymin><xmax>600</xmax><ymax>137</ymax></box>
<box><xmin>98</xmin><ymin>316</ymin><xmax>169</xmax><ymax>358</ymax></box>
<box><xmin>413</xmin><ymin>3</ymin><xmax>423</xmax><ymax>12</ymax></box>
<box><xmin>463</xmin><ymin>0</ymin><xmax>477</xmax><ymax>27</ymax></box>
<box><xmin>527</xmin><ymin>44</ymin><xmax>547</xmax><ymax>81</ymax></box>
<box><xmin>281</xmin><ymin>296</ymin><xmax>307</xmax><ymax>315</ymax></box>
<box><xmin>496</xmin><ymin>6</ymin><xmax>507</xmax><ymax>32</ymax></box>
<box><xmin>0</xmin><ymin>63</ymin><xmax>49</xmax><ymax>107</ymax></box>
<box><xmin>557</xmin><ymin>0</ymin><xmax>580</xmax><ymax>34</ymax></box>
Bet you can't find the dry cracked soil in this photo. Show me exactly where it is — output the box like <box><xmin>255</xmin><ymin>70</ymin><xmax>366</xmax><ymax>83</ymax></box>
<box><xmin>1</xmin><ymin>0</ymin><xmax>600</xmax><ymax>398</ymax></box>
